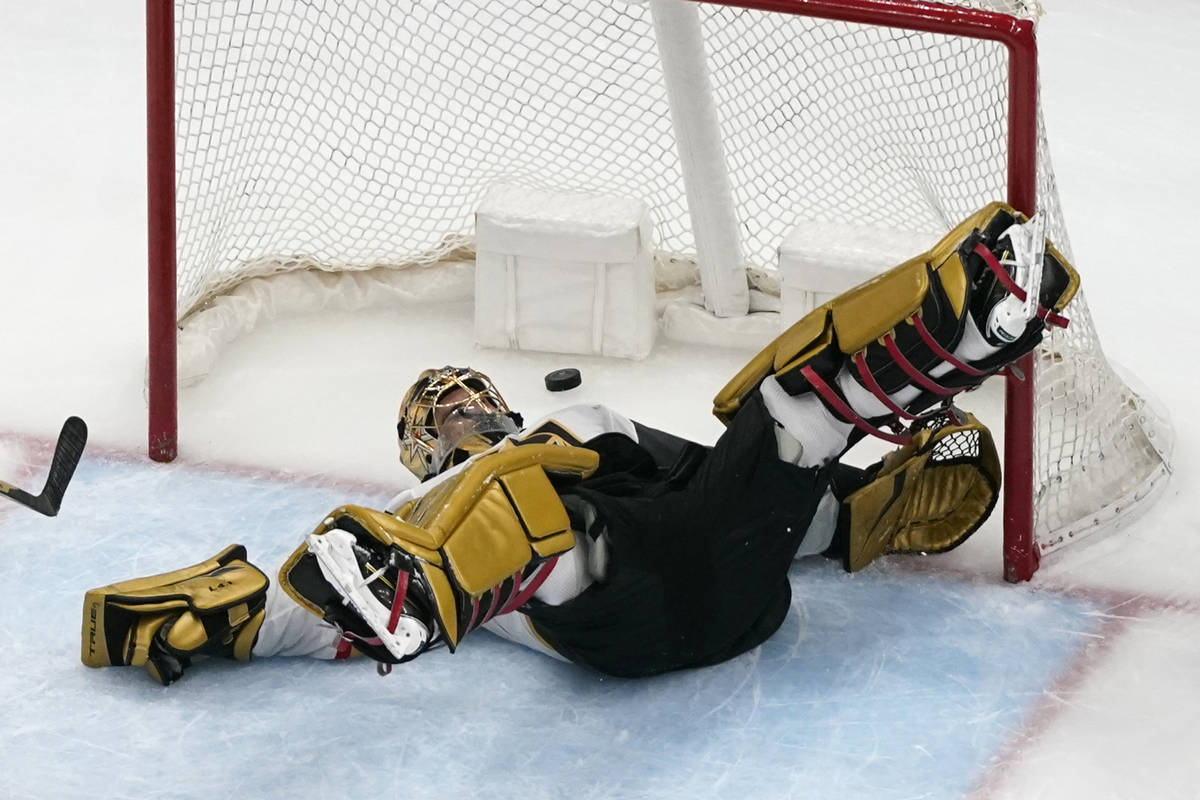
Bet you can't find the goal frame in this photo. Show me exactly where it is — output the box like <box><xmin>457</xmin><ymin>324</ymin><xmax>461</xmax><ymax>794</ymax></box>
<box><xmin>145</xmin><ymin>0</ymin><xmax>1043</xmax><ymax>581</ymax></box>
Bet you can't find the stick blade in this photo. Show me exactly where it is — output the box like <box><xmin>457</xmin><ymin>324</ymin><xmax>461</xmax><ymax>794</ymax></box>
<box><xmin>0</xmin><ymin>416</ymin><xmax>88</xmax><ymax>517</ymax></box>
<box><xmin>41</xmin><ymin>416</ymin><xmax>88</xmax><ymax>514</ymax></box>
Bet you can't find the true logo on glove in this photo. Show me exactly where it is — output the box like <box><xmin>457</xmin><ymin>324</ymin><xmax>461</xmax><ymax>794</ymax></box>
<box><xmin>85</xmin><ymin>603</ymin><xmax>100</xmax><ymax>660</ymax></box>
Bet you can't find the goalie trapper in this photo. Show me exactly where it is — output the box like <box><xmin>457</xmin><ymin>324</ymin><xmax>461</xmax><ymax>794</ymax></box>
<box><xmin>829</xmin><ymin>410</ymin><xmax>1002</xmax><ymax>572</ymax></box>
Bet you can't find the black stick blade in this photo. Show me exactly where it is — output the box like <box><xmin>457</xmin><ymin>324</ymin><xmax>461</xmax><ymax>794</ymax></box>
<box><xmin>0</xmin><ymin>416</ymin><xmax>88</xmax><ymax>517</ymax></box>
<box><xmin>42</xmin><ymin>416</ymin><xmax>88</xmax><ymax>513</ymax></box>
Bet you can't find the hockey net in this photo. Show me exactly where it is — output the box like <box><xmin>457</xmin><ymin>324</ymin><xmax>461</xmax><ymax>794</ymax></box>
<box><xmin>149</xmin><ymin>0</ymin><xmax>1172</xmax><ymax>579</ymax></box>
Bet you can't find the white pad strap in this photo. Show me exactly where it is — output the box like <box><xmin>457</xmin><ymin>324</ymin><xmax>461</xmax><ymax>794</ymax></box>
<box><xmin>306</xmin><ymin>529</ymin><xmax>429</xmax><ymax>662</ymax></box>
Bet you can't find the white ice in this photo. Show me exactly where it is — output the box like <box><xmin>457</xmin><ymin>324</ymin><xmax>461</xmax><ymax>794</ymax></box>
<box><xmin>1</xmin><ymin>1</ymin><xmax>1199</xmax><ymax>798</ymax></box>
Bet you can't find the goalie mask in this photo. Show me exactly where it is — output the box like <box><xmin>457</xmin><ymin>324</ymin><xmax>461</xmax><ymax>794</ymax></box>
<box><xmin>398</xmin><ymin>366</ymin><xmax>523</xmax><ymax>480</ymax></box>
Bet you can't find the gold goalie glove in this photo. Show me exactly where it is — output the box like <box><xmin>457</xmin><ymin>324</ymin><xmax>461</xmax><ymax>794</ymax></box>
<box><xmin>278</xmin><ymin>443</ymin><xmax>598</xmax><ymax>667</ymax></box>
<box><xmin>838</xmin><ymin>412</ymin><xmax>1001</xmax><ymax>572</ymax></box>
<box><xmin>81</xmin><ymin>544</ymin><xmax>268</xmax><ymax>685</ymax></box>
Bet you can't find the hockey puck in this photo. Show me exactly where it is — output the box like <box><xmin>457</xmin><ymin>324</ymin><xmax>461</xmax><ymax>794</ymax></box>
<box><xmin>544</xmin><ymin>368</ymin><xmax>582</xmax><ymax>392</ymax></box>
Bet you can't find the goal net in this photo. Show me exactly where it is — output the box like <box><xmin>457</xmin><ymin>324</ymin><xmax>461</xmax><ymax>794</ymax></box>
<box><xmin>148</xmin><ymin>0</ymin><xmax>1172</xmax><ymax>579</ymax></box>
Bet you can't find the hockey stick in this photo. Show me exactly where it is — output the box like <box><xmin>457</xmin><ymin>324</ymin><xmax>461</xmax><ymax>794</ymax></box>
<box><xmin>0</xmin><ymin>416</ymin><xmax>88</xmax><ymax>517</ymax></box>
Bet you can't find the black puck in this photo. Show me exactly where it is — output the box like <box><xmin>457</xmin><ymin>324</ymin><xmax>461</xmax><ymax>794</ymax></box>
<box><xmin>544</xmin><ymin>368</ymin><xmax>582</xmax><ymax>392</ymax></box>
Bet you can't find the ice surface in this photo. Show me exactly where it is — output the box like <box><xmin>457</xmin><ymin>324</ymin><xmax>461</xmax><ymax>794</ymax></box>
<box><xmin>1</xmin><ymin>1</ymin><xmax>1198</xmax><ymax>797</ymax></box>
<box><xmin>2</xmin><ymin>456</ymin><xmax>1105</xmax><ymax>800</ymax></box>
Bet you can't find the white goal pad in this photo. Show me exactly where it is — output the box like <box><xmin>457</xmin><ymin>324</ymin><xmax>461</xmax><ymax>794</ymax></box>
<box><xmin>473</xmin><ymin>184</ymin><xmax>657</xmax><ymax>360</ymax></box>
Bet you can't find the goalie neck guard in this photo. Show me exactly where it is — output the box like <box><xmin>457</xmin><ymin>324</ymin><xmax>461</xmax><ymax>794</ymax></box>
<box><xmin>398</xmin><ymin>366</ymin><xmax>522</xmax><ymax>480</ymax></box>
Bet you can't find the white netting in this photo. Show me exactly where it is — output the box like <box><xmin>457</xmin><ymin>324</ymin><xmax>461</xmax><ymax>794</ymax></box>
<box><xmin>173</xmin><ymin>0</ymin><xmax>1051</xmax><ymax>316</ymax></box>
<box><xmin>170</xmin><ymin>0</ymin><xmax>1170</xmax><ymax>555</ymax></box>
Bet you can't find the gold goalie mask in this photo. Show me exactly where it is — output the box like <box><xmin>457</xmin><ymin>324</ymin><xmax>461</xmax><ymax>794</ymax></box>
<box><xmin>398</xmin><ymin>366</ymin><xmax>524</xmax><ymax>481</ymax></box>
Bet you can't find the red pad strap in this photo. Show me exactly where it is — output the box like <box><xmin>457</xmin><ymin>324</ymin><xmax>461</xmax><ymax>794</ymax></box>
<box><xmin>1040</xmin><ymin>307</ymin><xmax>1070</xmax><ymax>328</ymax></box>
<box><xmin>799</xmin><ymin>365</ymin><xmax>911</xmax><ymax>446</ymax></box>
<box><xmin>465</xmin><ymin>557</ymin><xmax>561</xmax><ymax>634</ymax></box>
<box><xmin>334</xmin><ymin>636</ymin><xmax>354</xmax><ymax>660</ymax></box>
<box><xmin>477</xmin><ymin>578</ymin><xmax>506</xmax><ymax>628</ymax></box>
<box><xmin>494</xmin><ymin>573</ymin><xmax>522</xmax><ymax>621</ymax></box>
<box><xmin>499</xmin><ymin>556</ymin><xmax>560</xmax><ymax>616</ymax></box>
<box><xmin>883</xmin><ymin>334</ymin><xmax>955</xmax><ymax>396</ymax></box>
<box><xmin>466</xmin><ymin>596</ymin><xmax>481</xmax><ymax>633</ymax></box>
<box><xmin>386</xmin><ymin>570</ymin><xmax>411</xmax><ymax>635</ymax></box>
<box><xmin>910</xmin><ymin>315</ymin><xmax>988</xmax><ymax>377</ymax></box>
<box><xmin>852</xmin><ymin>352</ymin><xmax>918</xmax><ymax>421</ymax></box>
<box><xmin>974</xmin><ymin>242</ymin><xmax>1025</xmax><ymax>299</ymax></box>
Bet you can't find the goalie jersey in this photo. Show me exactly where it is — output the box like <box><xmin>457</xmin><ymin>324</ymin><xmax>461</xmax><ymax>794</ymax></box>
<box><xmin>381</xmin><ymin>397</ymin><xmax>828</xmax><ymax>678</ymax></box>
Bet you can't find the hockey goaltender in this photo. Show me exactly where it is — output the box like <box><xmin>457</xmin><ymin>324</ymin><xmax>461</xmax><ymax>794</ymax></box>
<box><xmin>81</xmin><ymin>203</ymin><xmax>1077</xmax><ymax>685</ymax></box>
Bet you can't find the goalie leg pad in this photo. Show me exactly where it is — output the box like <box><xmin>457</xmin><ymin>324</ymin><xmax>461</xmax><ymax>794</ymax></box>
<box><xmin>278</xmin><ymin>443</ymin><xmax>598</xmax><ymax>665</ymax></box>
<box><xmin>81</xmin><ymin>544</ymin><xmax>268</xmax><ymax>685</ymax></box>
<box><xmin>838</xmin><ymin>413</ymin><xmax>1001</xmax><ymax>572</ymax></box>
<box><xmin>713</xmin><ymin>203</ymin><xmax>1079</xmax><ymax>441</ymax></box>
